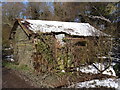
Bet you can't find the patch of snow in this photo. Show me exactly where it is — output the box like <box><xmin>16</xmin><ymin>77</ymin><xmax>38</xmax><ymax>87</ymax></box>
<box><xmin>21</xmin><ymin>20</ymin><xmax>107</xmax><ymax>37</ymax></box>
<box><xmin>5</xmin><ymin>55</ymin><xmax>14</xmax><ymax>62</ymax></box>
<box><xmin>80</xmin><ymin>65</ymin><xmax>98</xmax><ymax>74</ymax></box>
<box><xmin>6</xmin><ymin>58</ymin><xmax>14</xmax><ymax>62</ymax></box>
<box><xmin>79</xmin><ymin>63</ymin><xmax>116</xmax><ymax>76</ymax></box>
<box><xmin>5</xmin><ymin>55</ymin><xmax>13</xmax><ymax>58</ymax></box>
<box><xmin>10</xmin><ymin>58</ymin><xmax>14</xmax><ymax>62</ymax></box>
<box><xmin>76</xmin><ymin>67</ymin><xmax>80</xmax><ymax>71</ymax></box>
<box><xmin>55</xmin><ymin>34</ymin><xmax>65</xmax><ymax>46</ymax></box>
<box><xmin>98</xmin><ymin>56</ymin><xmax>108</xmax><ymax>59</ymax></box>
<box><xmin>61</xmin><ymin>70</ymin><xmax>65</xmax><ymax>73</ymax></box>
<box><xmin>117</xmin><ymin>78</ymin><xmax>120</xmax><ymax>90</ymax></box>
<box><xmin>111</xmin><ymin>62</ymin><xmax>116</xmax><ymax>66</ymax></box>
<box><xmin>21</xmin><ymin>21</ymin><xmax>25</xmax><ymax>23</ymax></box>
<box><xmin>113</xmin><ymin>58</ymin><xmax>120</xmax><ymax>61</ymax></box>
<box><xmin>74</xmin><ymin>78</ymin><xmax>118</xmax><ymax>88</ymax></box>
<box><xmin>4</xmin><ymin>48</ymin><xmax>12</xmax><ymax>50</ymax></box>
<box><xmin>103</xmin><ymin>66</ymin><xmax>116</xmax><ymax>76</ymax></box>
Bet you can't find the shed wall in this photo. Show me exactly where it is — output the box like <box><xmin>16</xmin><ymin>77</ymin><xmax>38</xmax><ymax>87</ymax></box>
<box><xmin>13</xmin><ymin>26</ymin><xmax>34</xmax><ymax>68</ymax></box>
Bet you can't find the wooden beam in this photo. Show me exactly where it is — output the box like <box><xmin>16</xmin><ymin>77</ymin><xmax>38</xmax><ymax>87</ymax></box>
<box><xmin>17</xmin><ymin>20</ymin><xmax>31</xmax><ymax>38</ymax></box>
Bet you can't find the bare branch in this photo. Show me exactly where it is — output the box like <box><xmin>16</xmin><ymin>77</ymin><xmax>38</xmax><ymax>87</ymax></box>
<box><xmin>88</xmin><ymin>15</ymin><xmax>111</xmax><ymax>23</ymax></box>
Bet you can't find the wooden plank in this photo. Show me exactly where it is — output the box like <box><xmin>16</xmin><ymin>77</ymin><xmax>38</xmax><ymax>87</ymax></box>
<box><xmin>17</xmin><ymin>20</ymin><xmax>31</xmax><ymax>38</ymax></box>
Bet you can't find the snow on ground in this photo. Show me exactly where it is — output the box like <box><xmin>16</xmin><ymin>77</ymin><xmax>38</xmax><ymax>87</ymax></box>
<box><xmin>79</xmin><ymin>63</ymin><xmax>116</xmax><ymax>76</ymax></box>
<box><xmin>5</xmin><ymin>55</ymin><xmax>13</xmax><ymax>58</ymax></box>
<box><xmin>4</xmin><ymin>48</ymin><xmax>12</xmax><ymax>50</ymax></box>
<box><xmin>73</xmin><ymin>78</ymin><xmax>118</xmax><ymax>88</ymax></box>
<box><xmin>5</xmin><ymin>55</ymin><xmax>14</xmax><ymax>62</ymax></box>
<box><xmin>6</xmin><ymin>58</ymin><xmax>14</xmax><ymax>62</ymax></box>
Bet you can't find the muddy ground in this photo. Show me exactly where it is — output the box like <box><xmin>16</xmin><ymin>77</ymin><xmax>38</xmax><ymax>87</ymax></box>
<box><xmin>2</xmin><ymin>64</ymin><xmax>117</xmax><ymax>89</ymax></box>
<box><xmin>2</xmin><ymin>67</ymin><xmax>34</xmax><ymax>88</ymax></box>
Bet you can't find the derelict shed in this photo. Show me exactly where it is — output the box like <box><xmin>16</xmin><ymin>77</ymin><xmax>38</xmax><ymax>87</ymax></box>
<box><xmin>9</xmin><ymin>19</ymin><xmax>107</xmax><ymax>72</ymax></box>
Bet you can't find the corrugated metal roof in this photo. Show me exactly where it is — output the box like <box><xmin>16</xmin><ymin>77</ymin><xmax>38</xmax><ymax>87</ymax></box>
<box><xmin>20</xmin><ymin>19</ymin><xmax>107</xmax><ymax>36</ymax></box>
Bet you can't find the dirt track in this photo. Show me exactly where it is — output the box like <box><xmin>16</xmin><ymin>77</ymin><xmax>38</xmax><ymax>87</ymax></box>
<box><xmin>2</xmin><ymin>67</ymin><xmax>34</xmax><ymax>88</ymax></box>
<box><xmin>2</xmin><ymin>66</ymin><xmax>116</xmax><ymax>89</ymax></box>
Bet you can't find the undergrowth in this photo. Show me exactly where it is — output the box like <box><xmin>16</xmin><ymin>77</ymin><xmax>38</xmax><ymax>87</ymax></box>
<box><xmin>2</xmin><ymin>61</ymin><xmax>32</xmax><ymax>71</ymax></box>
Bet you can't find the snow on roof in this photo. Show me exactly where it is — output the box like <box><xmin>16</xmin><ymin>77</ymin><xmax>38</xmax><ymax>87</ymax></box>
<box><xmin>20</xmin><ymin>19</ymin><xmax>107</xmax><ymax>36</ymax></box>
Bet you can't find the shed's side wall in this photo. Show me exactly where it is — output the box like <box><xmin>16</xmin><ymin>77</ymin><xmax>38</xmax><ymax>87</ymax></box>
<box><xmin>13</xmin><ymin>26</ymin><xmax>34</xmax><ymax>69</ymax></box>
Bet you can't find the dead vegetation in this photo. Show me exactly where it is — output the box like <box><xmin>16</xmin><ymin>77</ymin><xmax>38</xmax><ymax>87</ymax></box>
<box><xmin>15</xmin><ymin>66</ymin><xmax>116</xmax><ymax>88</ymax></box>
<box><xmin>32</xmin><ymin>33</ymin><xmax>112</xmax><ymax>75</ymax></box>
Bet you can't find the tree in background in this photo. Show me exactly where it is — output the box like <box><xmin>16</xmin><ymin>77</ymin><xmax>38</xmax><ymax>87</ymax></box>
<box><xmin>2</xmin><ymin>2</ymin><xmax>25</xmax><ymax>25</ymax></box>
<box><xmin>2</xmin><ymin>2</ymin><xmax>26</xmax><ymax>47</ymax></box>
<box><xmin>25</xmin><ymin>2</ymin><xmax>52</xmax><ymax>20</ymax></box>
